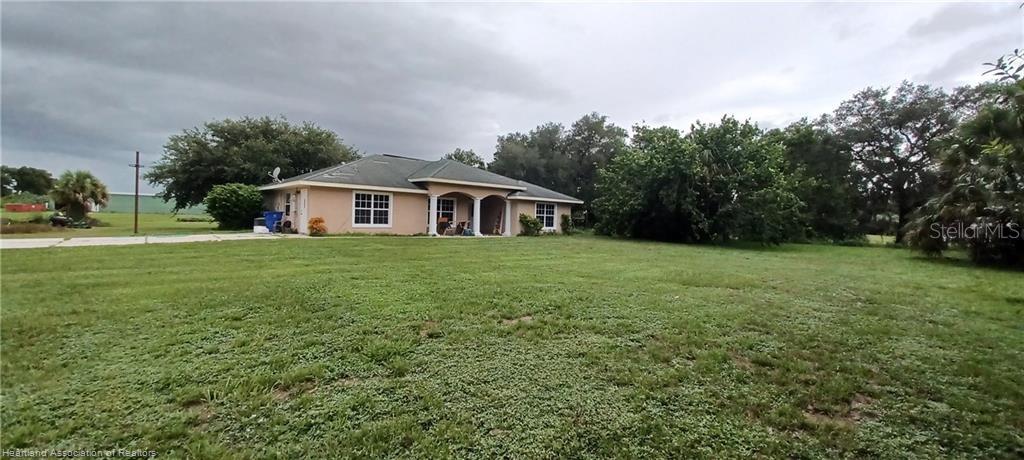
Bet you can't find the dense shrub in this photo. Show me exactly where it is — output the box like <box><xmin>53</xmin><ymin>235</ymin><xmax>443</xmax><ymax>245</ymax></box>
<box><xmin>0</xmin><ymin>192</ymin><xmax>48</xmax><ymax>205</ymax></box>
<box><xmin>175</xmin><ymin>215</ymin><xmax>215</xmax><ymax>223</ymax></box>
<box><xmin>595</xmin><ymin>117</ymin><xmax>803</xmax><ymax>244</ymax></box>
<box><xmin>560</xmin><ymin>214</ymin><xmax>576</xmax><ymax>235</ymax></box>
<box><xmin>308</xmin><ymin>217</ymin><xmax>327</xmax><ymax>236</ymax></box>
<box><xmin>518</xmin><ymin>213</ymin><xmax>542</xmax><ymax>236</ymax></box>
<box><xmin>203</xmin><ymin>183</ymin><xmax>264</xmax><ymax>229</ymax></box>
<box><xmin>0</xmin><ymin>223</ymin><xmax>59</xmax><ymax>234</ymax></box>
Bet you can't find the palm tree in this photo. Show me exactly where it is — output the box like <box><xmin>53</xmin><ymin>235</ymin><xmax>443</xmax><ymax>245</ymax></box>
<box><xmin>50</xmin><ymin>170</ymin><xmax>109</xmax><ymax>220</ymax></box>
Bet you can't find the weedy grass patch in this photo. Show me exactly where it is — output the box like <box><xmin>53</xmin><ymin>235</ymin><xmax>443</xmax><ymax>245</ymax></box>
<box><xmin>1</xmin><ymin>236</ymin><xmax>1022</xmax><ymax>458</ymax></box>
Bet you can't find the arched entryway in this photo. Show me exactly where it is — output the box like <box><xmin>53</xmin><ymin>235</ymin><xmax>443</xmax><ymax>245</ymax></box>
<box><xmin>479</xmin><ymin>195</ymin><xmax>509</xmax><ymax>235</ymax></box>
<box><xmin>432</xmin><ymin>191</ymin><xmax>474</xmax><ymax>235</ymax></box>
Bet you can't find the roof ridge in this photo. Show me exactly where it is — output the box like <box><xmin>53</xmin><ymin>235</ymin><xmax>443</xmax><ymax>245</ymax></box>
<box><xmin>433</xmin><ymin>160</ymin><xmax>453</xmax><ymax>175</ymax></box>
<box><xmin>380</xmin><ymin>153</ymin><xmax>428</xmax><ymax>162</ymax></box>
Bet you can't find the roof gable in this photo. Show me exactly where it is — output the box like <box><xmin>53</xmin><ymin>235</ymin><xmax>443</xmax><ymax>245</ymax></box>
<box><xmin>408</xmin><ymin>159</ymin><xmax>526</xmax><ymax>190</ymax></box>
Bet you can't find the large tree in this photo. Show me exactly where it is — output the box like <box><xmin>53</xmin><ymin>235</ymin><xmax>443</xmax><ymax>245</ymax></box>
<box><xmin>829</xmin><ymin>82</ymin><xmax>957</xmax><ymax>242</ymax></box>
<box><xmin>442</xmin><ymin>148</ymin><xmax>485</xmax><ymax>168</ymax></box>
<box><xmin>489</xmin><ymin>122</ymin><xmax>567</xmax><ymax>192</ymax></box>
<box><xmin>50</xmin><ymin>170</ymin><xmax>109</xmax><ymax>220</ymax></box>
<box><xmin>907</xmin><ymin>52</ymin><xmax>1024</xmax><ymax>266</ymax></box>
<box><xmin>146</xmin><ymin>116</ymin><xmax>359</xmax><ymax>210</ymax></box>
<box><xmin>488</xmin><ymin>113</ymin><xmax>627</xmax><ymax>222</ymax></box>
<box><xmin>0</xmin><ymin>166</ymin><xmax>54</xmax><ymax>196</ymax></box>
<box><xmin>561</xmin><ymin>113</ymin><xmax>629</xmax><ymax>217</ymax></box>
<box><xmin>595</xmin><ymin>117</ymin><xmax>803</xmax><ymax>244</ymax></box>
<box><xmin>767</xmin><ymin>119</ymin><xmax>861</xmax><ymax>240</ymax></box>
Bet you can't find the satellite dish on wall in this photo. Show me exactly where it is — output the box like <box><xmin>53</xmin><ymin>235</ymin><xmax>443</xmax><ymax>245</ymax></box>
<box><xmin>269</xmin><ymin>166</ymin><xmax>282</xmax><ymax>183</ymax></box>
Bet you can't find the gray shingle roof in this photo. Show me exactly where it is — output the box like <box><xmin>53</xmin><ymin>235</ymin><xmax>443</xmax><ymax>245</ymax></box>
<box><xmin>408</xmin><ymin>159</ymin><xmax>525</xmax><ymax>189</ymax></box>
<box><xmin>264</xmin><ymin>154</ymin><xmax>582</xmax><ymax>203</ymax></box>
<box><xmin>509</xmin><ymin>181</ymin><xmax>583</xmax><ymax>203</ymax></box>
<box><xmin>269</xmin><ymin>154</ymin><xmax>427</xmax><ymax>191</ymax></box>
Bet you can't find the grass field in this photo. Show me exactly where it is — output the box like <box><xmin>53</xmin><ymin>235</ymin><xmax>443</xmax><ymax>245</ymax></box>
<box><xmin>0</xmin><ymin>212</ymin><xmax>219</xmax><ymax>238</ymax></box>
<box><xmin>1</xmin><ymin>236</ymin><xmax>1022</xmax><ymax>457</ymax></box>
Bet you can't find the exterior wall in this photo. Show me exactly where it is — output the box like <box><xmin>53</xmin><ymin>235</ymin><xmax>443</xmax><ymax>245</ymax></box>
<box><xmin>509</xmin><ymin>200</ymin><xmax>572</xmax><ymax>235</ymax></box>
<box><xmin>265</xmin><ymin>182</ymin><xmax>574</xmax><ymax>236</ymax></box>
<box><xmin>306</xmin><ymin>187</ymin><xmax>427</xmax><ymax>235</ymax></box>
<box><xmin>264</xmin><ymin>186</ymin><xmax>299</xmax><ymax>227</ymax></box>
<box><xmin>265</xmin><ymin>187</ymin><xmax>305</xmax><ymax>229</ymax></box>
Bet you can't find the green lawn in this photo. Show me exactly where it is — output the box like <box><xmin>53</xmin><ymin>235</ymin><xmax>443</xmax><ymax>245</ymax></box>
<box><xmin>1</xmin><ymin>237</ymin><xmax>1022</xmax><ymax>457</ymax></box>
<box><xmin>0</xmin><ymin>211</ymin><xmax>220</xmax><ymax>238</ymax></box>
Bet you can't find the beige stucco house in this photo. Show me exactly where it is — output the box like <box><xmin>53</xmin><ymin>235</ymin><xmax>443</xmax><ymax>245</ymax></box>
<box><xmin>259</xmin><ymin>154</ymin><xmax>583</xmax><ymax>236</ymax></box>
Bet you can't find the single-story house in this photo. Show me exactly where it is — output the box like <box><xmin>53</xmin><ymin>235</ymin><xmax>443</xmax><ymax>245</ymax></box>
<box><xmin>259</xmin><ymin>154</ymin><xmax>583</xmax><ymax>236</ymax></box>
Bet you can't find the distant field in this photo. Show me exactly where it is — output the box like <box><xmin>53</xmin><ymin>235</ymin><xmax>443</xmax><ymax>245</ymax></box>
<box><xmin>0</xmin><ymin>211</ymin><xmax>220</xmax><ymax>238</ymax></box>
<box><xmin>2</xmin><ymin>236</ymin><xmax>1021</xmax><ymax>457</ymax></box>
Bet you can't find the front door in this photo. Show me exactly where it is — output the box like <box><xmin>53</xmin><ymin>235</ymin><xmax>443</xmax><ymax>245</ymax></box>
<box><xmin>297</xmin><ymin>191</ymin><xmax>308</xmax><ymax>234</ymax></box>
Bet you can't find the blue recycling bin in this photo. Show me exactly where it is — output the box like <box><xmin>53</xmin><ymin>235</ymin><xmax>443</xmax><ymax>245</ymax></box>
<box><xmin>263</xmin><ymin>211</ymin><xmax>284</xmax><ymax>232</ymax></box>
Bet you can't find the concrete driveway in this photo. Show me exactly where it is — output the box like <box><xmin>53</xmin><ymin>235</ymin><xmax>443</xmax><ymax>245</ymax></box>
<box><xmin>0</xmin><ymin>233</ymin><xmax>301</xmax><ymax>250</ymax></box>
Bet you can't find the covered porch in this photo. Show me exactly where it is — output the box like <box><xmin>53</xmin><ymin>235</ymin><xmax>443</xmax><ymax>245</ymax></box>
<box><xmin>428</xmin><ymin>192</ymin><xmax>511</xmax><ymax>236</ymax></box>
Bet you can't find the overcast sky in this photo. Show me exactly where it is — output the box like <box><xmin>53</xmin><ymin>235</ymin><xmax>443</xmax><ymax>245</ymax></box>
<box><xmin>2</xmin><ymin>2</ymin><xmax>1021</xmax><ymax>193</ymax></box>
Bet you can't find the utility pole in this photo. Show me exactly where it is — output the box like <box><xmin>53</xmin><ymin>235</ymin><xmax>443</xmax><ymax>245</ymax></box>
<box><xmin>129</xmin><ymin>151</ymin><xmax>144</xmax><ymax>234</ymax></box>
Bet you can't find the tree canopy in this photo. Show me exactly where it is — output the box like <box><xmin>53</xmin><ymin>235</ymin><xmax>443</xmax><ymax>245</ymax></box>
<box><xmin>146</xmin><ymin>116</ymin><xmax>359</xmax><ymax>210</ymax></box>
<box><xmin>594</xmin><ymin>117</ymin><xmax>802</xmax><ymax>244</ymax></box>
<box><xmin>488</xmin><ymin>113</ymin><xmax>627</xmax><ymax>222</ymax></box>
<box><xmin>1</xmin><ymin>166</ymin><xmax>54</xmax><ymax>196</ymax></box>
<box><xmin>443</xmin><ymin>148</ymin><xmax>485</xmax><ymax>168</ymax></box>
<box><xmin>767</xmin><ymin>119</ymin><xmax>861</xmax><ymax>241</ymax></box>
<box><xmin>906</xmin><ymin>54</ymin><xmax>1024</xmax><ymax>266</ymax></box>
<box><xmin>829</xmin><ymin>82</ymin><xmax>957</xmax><ymax>242</ymax></box>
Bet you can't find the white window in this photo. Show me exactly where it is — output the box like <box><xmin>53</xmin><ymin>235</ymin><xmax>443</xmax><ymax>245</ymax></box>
<box><xmin>353</xmin><ymin>192</ymin><xmax>391</xmax><ymax>227</ymax></box>
<box><xmin>437</xmin><ymin>197</ymin><xmax>456</xmax><ymax>223</ymax></box>
<box><xmin>284</xmin><ymin>193</ymin><xmax>292</xmax><ymax>215</ymax></box>
<box><xmin>536</xmin><ymin>202</ymin><xmax>556</xmax><ymax>230</ymax></box>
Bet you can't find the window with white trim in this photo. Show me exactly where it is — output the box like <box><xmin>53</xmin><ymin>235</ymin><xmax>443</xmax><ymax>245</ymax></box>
<box><xmin>536</xmin><ymin>202</ymin><xmax>556</xmax><ymax>229</ymax></box>
<box><xmin>437</xmin><ymin>197</ymin><xmax>455</xmax><ymax>223</ymax></box>
<box><xmin>354</xmin><ymin>192</ymin><xmax>390</xmax><ymax>226</ymax></box>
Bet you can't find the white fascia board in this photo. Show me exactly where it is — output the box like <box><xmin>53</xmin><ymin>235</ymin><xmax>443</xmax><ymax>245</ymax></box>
<box><xmin>406</xmin><ymin>177</ymin><xmax>527</xmax><ymax>191</ymax></box>
<box><xmin>259</xmin><ymin>180</ymin><xmax>428</xmax><ymax>194</ymax></box>
<box><xmin>507</xmin><ymin>195</ymin><xmax>583</xmax><ymax>205</ymax></box>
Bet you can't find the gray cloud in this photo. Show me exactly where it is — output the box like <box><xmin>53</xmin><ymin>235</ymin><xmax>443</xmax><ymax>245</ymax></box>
<box><xmin>907</xmin><ymin>3</ymin><xmax>1017</xmax><ymax>38</ymax></box>
<box><xmin>2</xmin><ymin>2</ymin><xmax>1019</xmax><ymax>192</ymax></box>
<box><xmin>919</xmin><ymin>32</ymin><xmax>1019</xmax><ymax>86</ymax></box>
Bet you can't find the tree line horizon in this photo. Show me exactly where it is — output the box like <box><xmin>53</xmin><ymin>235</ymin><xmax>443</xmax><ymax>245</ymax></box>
<box><xmin>4</xmin><ymin>52</ymin><xmax>1019</xmax><ymax>266</ymax></box>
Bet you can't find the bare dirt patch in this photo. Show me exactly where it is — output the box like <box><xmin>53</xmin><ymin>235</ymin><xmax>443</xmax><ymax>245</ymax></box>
<box><xmin>183</xmin><ymin>400</ymin><xmax>214</xmax><ymax>427</ymax></box>
<box><xmin>271</xmin><ymin>382</ymin><xmax>317</xmax><ymax>401</ymax></box>
<box><xmin>501</xmin><ymin>315</ymin><xmax>533</xmax><ymax>326</ymax></box>
<box><xmin>732</xmin><ymin>354</ymin><xmax>755</xmax><ymax>371</ymax></box>
<box><xmin>848</xmin><ymin>393</ymin><xmax>877</xmax><ymax>421</ymax></box>
<box><xmin>420</xmin><ymin>320</ymin><xmax>442</xmax><ymax>338</ymax></box>
<box><xmin>272</xmin><ymin>387</ymin><xmax>292</xmax><ymax>401</ymax></box>
<box><xmin>803</xmin><ymin>393</ymin><xmax>877</xmax><ymax>429</ymax></box>
<box><xmin>803</xmin><ymin>406</ymin><xmax>853</xmax><ymax>429</ymax></box>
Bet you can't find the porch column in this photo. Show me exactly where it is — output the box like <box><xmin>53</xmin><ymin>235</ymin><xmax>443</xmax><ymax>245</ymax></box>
<box><xmin>502</xmin><ymin>199</ymin><xmax>512</xmax><ymax>236</ymax></box>
<box><xmin>472</xmin><ymin>197</ymin><xmax>482</xmax><ymax>236</ymax></box>
<box><xmin>428</xmin><ymin>195</ymin><xmax>438</xmax><ymax>236</ymax></box>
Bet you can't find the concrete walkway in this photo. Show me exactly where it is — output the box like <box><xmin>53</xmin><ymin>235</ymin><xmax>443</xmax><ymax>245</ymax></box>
<box><xmin>0</xmin><ymin>233</ymin><xmax>303</xmax><ymax>250</ymax></box>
